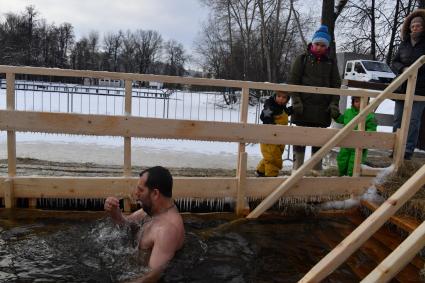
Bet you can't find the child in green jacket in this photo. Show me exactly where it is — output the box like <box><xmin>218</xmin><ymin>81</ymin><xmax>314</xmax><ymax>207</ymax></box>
<box><xmin>335</xmin><ymin>97</ymin><xmax>377</xmax><ymax>176</ymax></box>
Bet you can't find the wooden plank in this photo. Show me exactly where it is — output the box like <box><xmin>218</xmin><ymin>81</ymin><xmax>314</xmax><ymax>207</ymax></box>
<box><xmin>353</xmin><ymin>97</ymin><xmax>368</xmax><ymax>177</ymax></box>
<box><xmin>1</xmin><ymin>176</ymin><xmax>371</xmax><ymax>200</ymax></box>
<box><xmin>394</xmin><ymin>74</ymin><xmax>418</xmax><ymax>170</ymax></box>
<box><xmin>124</xmin><ymin>79</ymin><xmax>132</xmax><ymax>176</ymax></box>
<box><xmin>349</xmin><ymin>211</ymin><xmax>424</xmax><ymax>270</ymax></box>
<box><xmin>246</xmin><ymin>176</ymin><xmax>372</xmax><ymax>198</ymax></box>
<box><xmin>298</xmin><ymin>163</ymin><xmax>425</xmax><ymax>283</ymax></box>
<box><xmin>4</xmin><ymin>179</ymin><xmax>15</xmax><ymax>208</ymax></box>
<box><xmin>0</xmin><ymin>110</ymin><xmax>396</xmax><ymax>150</ymax></box>
<box><xmin>247</xmin><ymin>61</ymin><xmax>419</xmax><ymax>219</ymax></box>
<box><xmin>341</xmin><ymin>215</ymin><xmax>421</xmax><ymax>283</ymax></box>
<box><xmin>236</xmin><ymin>152</ymin><xmax>248</xmax><ymax>216</ymax></box>
<box><xmin>6</xmin><ymin>73</ymin><xmax>16</xmax><ymax>177</ymax></box>
<box><xmin>361</xmin><ymin>200</ymin><xmax>420</xmax><ymax>234</ymax></box>
<box><xmin>361</xmin><ymin>220</ymin><xmax>425</xmax><ymax>283</ymax></box>
<box><xmin>7</xmin><ymin>132</ymin><xmax>16</xmax><ymax>177</ymax></box>
<box><xmin>360</xmin><ymin>166</ymin><xmax>383</xmax><ymax>177</ymax></box>
<box><xmin>236</xmin><ymin>87</ymin><xmax>249</xmax><ymax>215</ymax></box>
<box><xmin>1</xmin><ymin>64</ymin><xmax>425</xmax><ymax>101</ymax></box>
<box><xmin>237</xmin><ymin>87</ymin><xmax>249</xmax><ymax>174</ymax></box>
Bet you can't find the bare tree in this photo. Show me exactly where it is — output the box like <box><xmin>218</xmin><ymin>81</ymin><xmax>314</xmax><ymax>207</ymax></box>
<box><xmin>163</xmin><ymin>39</ymin><xmax>186</xmax><ymax>76</ymax></box>
<box><xmin>103</xmin><ymin>31</ymin><xmax>122</xmax><ymax>72</ymax></box>
<box><xmin>134</xmin><ymin>30</ymin><xmax>162</xmax><ymax>74</ymax></box>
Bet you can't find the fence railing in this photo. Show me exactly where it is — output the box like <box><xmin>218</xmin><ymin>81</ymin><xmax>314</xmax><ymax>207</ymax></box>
<box><xmin>0</xmin><ymin>64</ymin><xmax>400</xmax><ymax>214</ymax></box>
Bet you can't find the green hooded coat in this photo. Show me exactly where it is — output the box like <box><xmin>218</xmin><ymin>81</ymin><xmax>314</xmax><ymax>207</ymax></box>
<box><xmin>335</xmin><ymin>107</ymin><xmax>377</xmax><ymax>176</ymax></box>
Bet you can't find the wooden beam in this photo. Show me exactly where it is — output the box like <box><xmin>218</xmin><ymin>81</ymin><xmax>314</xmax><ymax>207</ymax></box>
<box><xmin>0</xmin><ymin>110</ymin><xmax>395</xmax><ymax>149</ymax></box>
<box><xmin>0</xmin><ymin>176</ymin><xmax>371</xmax><ymax>200</ymax></box>
<box><xmin>393</xmin><ymin>74</ymin><xmax>417</xmax><ymax>170</ymax></box>
<box><xmin>361</xmin><ymin>200</ymin><xmax>420</xmax><ymax>234</ymax></box>
<box><xmin>236</xmin><ymin>152</ymin><xmax>248</xmax><ymax>216</ymax></box>
<box><xmin>6</xmin><ymin>73</ymin><xmax>16</xmax><ymax>177</ymax></box>
<box><xmin>237</xmin><ymin>87</ymin><xmax>249</xmax><ymax>174</ymax></box>
<box><xmin>236</xmin><ymin>88</ymin><xmax>249</xmax><ymax>215</ymax></box>
<box><xmin>1</xmin><ymin>64</ymin><xmax>425</xmax><ymax>100</ymax></box>
<box><xmin>247</xmin><ymin>60</ymin><xmax>421</xmax><ymax>219</ymax></box>
<box><xmin>4</xmin><ymin>178</ymin><xmax>15</xmax><ymax>208</ymax></box>
<box><xmin>123</xmin><ymin>80</ymin><xmax>132</xmax><ymax>212</ymax></box>
<box><xmin>360</xmin><ymin>166</ymin><xmax>383</xmax><ymax>177</ymax></box>
<box><xmin>298</xmin><ymin>163</ymin><xmax>425</xmax><ymax>283</ymax></box>
<box><xmin>361</xmin><ymin>220</ymin><xmax>425</xmax><ymax>283</ymax></box>
<box><xmin>245</xmin><ymin>176</ymin><xmax>372</xmax><ymax>198</ymax></box>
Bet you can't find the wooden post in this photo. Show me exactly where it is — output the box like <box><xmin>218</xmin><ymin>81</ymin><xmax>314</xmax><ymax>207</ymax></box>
<box><xmin>352</xmin><ymin>96</ymin><xmax>367</xmax><ymax>177</ymax></box>
<box><xmin>393</xmin><ymin>74</ymin><xmax>418</xmax><ymax>170</ymax></box>
<box><xmin>6</xmin><ymin>73</ymin><xmax>16</xmax><ymax>177</ymax></box>
<box><xmin>123</xmin><ymin>80</ymin><xmax>132</xmax><ymax>212</ymax></box>
<box><xmin>6</xmin><ymin>73</ymin><xmax>16</xmax><ymax>208</ymax></box>
<box><xmin>236</xmin><ymin>152</ymin><xmax>248</xmax><ymax>216</ymax></box>
<box><xmin>299</xmin><ymin>163</ymin><xmax>425</xmax><ymax>283</ymax></box>
<box><xmin>247</xmin><ymin>59</ymin><xmax>424</xmax><ymax>219</ymax></box>
<box><xmin>4</xmin><ymin>179</ymin><xmax>15</xmax><ymax>209</ymax></box>
<box><xmin>236</xmin><ymin>87</ymin><xmax>249</xmax><ymax>215</ymax></box>
<box><xmin>361</xmin><ymin>220</ymin><xmax>425</xmax><ymax>283</ymax></box>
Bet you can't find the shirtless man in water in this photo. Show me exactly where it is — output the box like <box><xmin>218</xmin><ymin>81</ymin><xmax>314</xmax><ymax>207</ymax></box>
<box><xmin>104</xmin><ymin>166</ymin><xmax>185</xmax><ymax>283</ymax></box>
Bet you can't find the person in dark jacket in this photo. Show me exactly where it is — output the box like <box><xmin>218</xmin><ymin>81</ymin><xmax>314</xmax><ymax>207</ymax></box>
<box><xmin>392</xmin><ymin>9</ymin><xmax>425</xmax><ymax>160</ymax></box>
<box><xmin>288</xmin><ymin>25</ymin><xmax>341</xmax><ymax>171</ymax></box>
<box><xmin>256</xmin><ymin>91</ymin><xmax>293</xmax><ymax>177</ymax></box>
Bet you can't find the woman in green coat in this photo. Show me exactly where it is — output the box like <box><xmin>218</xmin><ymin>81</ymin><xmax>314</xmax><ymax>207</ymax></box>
<box><xmin>335</xmin><ymin>97</ymin><xmax>377</xmax><ymax>176</ymax></box>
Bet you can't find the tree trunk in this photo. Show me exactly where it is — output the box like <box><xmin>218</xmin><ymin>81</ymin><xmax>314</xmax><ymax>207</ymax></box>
<box><xmin>386</xmin><ymin>0</ymin><xmax>401</xmax><ymax>65</ymax></box>
<box><xmin>321</xmin><ymin>0</ymin><xmax>337</xmax><ymax>58</ymax></box>
<box><xmin>370</xmin><ymin>0</ymin><xmax>376</xmax><ymax>60</ymax></box>
<box><xmin>258</xmin><ymin>0</ymin><xmax>272</xmax><ymax>82</ymax></box>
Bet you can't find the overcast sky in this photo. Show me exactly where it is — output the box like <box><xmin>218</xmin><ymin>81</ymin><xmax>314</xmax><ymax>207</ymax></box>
<box><xmin>0</xmin><ymin>0</ymin><xmax>209</xmax><ymax>54</ymax></box>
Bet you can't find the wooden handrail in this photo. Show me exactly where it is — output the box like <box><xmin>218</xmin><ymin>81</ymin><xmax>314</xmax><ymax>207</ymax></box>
<box><xmin>1</xmin><ymin>65</ymin><xmax>425</xmax><ymax>101</ymax></box>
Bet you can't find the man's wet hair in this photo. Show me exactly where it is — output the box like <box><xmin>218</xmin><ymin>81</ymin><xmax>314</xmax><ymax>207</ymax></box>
<box><xmin>139</xmin><ymin>166</ymin><xmax>173</xmax><ymax>198</ymax></box>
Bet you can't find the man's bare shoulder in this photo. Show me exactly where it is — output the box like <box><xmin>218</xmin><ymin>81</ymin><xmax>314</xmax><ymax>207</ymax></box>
<box><xmin>153</xmin><ymin>211</ymin><xmax>185</xmax><ymax>247</ymax></box>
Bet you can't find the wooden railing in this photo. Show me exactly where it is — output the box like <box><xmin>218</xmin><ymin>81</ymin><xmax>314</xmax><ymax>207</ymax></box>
<box><xmin>0</xmin><ymin>62</ymin><xmax>422</xmax><ymax>216</ymax></box>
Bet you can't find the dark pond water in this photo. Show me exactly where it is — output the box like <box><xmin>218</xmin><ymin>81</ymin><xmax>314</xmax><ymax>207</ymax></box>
<box><xmin>0</xmin><ymin>209</ymin><xmax>360</xmax><ymax>282</ymax></box>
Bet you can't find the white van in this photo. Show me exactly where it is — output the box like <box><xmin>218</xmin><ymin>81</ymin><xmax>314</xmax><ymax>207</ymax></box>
<box><xmin>344</xmin><ymin>60</ymin><xmax>395</xmax><ymax>83</ymax></box>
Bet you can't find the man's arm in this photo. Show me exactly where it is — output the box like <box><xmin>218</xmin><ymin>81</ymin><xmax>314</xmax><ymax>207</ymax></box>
<box><xmin>104</xmin><ymin>197</ymin><xmax>146</xmax><ymax>225</ymax></box>
<box><xmin>124</xmin><ymin>226</ymin><xmax>179</xmax><ymax>283</ymax></box>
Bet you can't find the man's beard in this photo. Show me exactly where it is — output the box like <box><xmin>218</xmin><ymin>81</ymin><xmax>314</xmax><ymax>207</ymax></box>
<box><xmin>141</xmin><ymin>200</ymin><xmax>153</xmax><ymax>216</ymax></box>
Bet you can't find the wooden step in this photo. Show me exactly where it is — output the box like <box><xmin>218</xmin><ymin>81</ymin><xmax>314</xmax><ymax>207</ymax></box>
<box><xmin>349</xmin><ymin>212</ymin><xmax>424</xmax><ymax>275</ymax></box>
<box><xmin>338</xmin><ymin>215</ymin><xmax>419</xmax><ymax>282</ymax></box>
<box><xmin>361</xmin><ymin>199</ymin><xmax>420</xmax><ymax>233</ymax></box>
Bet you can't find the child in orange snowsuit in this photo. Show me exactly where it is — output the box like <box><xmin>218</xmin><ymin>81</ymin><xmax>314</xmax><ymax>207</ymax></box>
<box><xmin>256</xmin><ymin>91</ymin><xmax>293</xmax><ymax>177</ymax></box>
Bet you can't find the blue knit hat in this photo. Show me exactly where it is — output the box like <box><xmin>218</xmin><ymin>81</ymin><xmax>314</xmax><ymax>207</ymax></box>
<box><xmin>312</xmin><ymin>25</ymin><xmax>331</xmax><ymax>47</ymax></box>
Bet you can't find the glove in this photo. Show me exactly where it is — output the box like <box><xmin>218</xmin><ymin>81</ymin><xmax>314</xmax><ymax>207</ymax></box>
<box><xmin>329</xmin><ymin>104</ymin><xmax>341</xmax><ymax>120</ymax></box>
<box><xmin>292</xmin><ymin>103</ymin><xmax>303</xmax><ymax>115</ymax></box>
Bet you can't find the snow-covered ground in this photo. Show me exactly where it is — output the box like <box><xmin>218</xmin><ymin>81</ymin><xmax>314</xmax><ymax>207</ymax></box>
<box><xmin>0</xmin><ymin>82</ymin><xmax>395</xmax><ymax>169</ymax></box>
